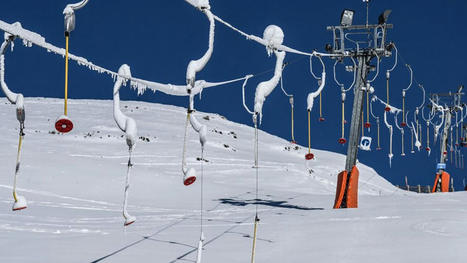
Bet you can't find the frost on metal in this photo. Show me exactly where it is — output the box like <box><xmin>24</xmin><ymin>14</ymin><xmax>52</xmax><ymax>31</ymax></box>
<box><xmin>253</xmin><ymin>25</ymin><xmax>286</xmax><ymax>123</ymax></box>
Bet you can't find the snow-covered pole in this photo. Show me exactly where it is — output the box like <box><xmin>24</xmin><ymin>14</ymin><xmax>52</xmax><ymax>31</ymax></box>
<box><xmin>253</xmin><ymin>25</ymin><xmax>286</xmax><ymax>124</ymax></box>
<box><xmin>1</xmin><ymin>33</ymin><xmax>28</xmax><ymax>211</ymax></box>
<box><xmin>63</xmin><ymin>0</ymin><xmax>90</xmax><ymax>35</ymax></box>
<box><xmin>384</xmin><ymin>111</ymin><xmax>394</xmax><ymax>167</ymax></box>
<box><xmin>113</xmin><ymin>64</ymin><xmax>137</xmax><ymax>226</ymax></box>
<box><xmin>186</xmin><ymin>3</ymin><xmax>214</xmax><ymax>91</ymax></box>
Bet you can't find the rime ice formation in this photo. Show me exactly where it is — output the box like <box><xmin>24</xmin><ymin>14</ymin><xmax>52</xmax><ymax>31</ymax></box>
<box><xmin>185</xmin><ymin>0</ymin><xmax>211</xmax><ymax>10</ymax></box>
<box><xmin>113</xmin><ymin>64</ymin><xmax>137</xmax><ymax>226</ymax></box>
<box><xmin>253</xmin><ymin>25</ymin><xmax>286</xmax><ymax>123</ymax></box>
<box><xmin>306</xmin><ymin>72</ymin><xmax>326</xmax><ymax>111</ymax></box>
<box><xmin>63</xmin><ymin>0</ymin><xmax>90</xmax><ymax>33</ymax></box>
<box><xmin>383</xmin><ymin>111</ymin><xmax>394</xmax><ymax>167</ymax></box>
<box><xmin>1</xmin><ymin>30</ymin><xmax>24</xmax><ymax>117</ymax></box>
<box><xmin>189</xmin><ymin>109</ymin><xmax>207</xmax><ymax>148</ymax></box>
<box><xmin>186</xmin><ymin>8</ymin><xmax>214</xmax><ymax>89</ymax></box>
<box><xmin>113</xmin><ymin>65</ymin><xmax>137</xmax><ymax>149</ymax></box>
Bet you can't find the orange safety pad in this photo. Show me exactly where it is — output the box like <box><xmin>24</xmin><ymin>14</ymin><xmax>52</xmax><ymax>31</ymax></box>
<box><xmin>432</xmin><ymin>173</ymin><xmax>441</xmax><ymax>193</ymax></box>
<box><xmin>333</xmin><ymin>170</ymin><xmax>348</xmax><ymax>209</ymax></box>
<box><xmin>346</xmin><ymin>166</ymin><xmax>359</xmax><ymax>208</ymax></box>
<box><xmin>440</xmin><ymin>171</ymin><xmax>450</xmax><ymax>192</ymax></box>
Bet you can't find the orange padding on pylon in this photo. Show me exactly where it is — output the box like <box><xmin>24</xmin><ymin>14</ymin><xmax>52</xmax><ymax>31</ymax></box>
<box><xmin>441</xmin><ymin>172</ymin><xmax>450</xmax><ymax>192</ymax></box>
<box><xmin>347</xmin><ymin>166</ymin><xmax>359</xmax><ymax>208</ymax></box>
<box><xmin>333</xmin><ymin>170</ymin><xmax>347</xmax><ymax>209</ymax></box>
<box><xmin>432</xmin><ymin>171</ymin><xmax>450</xmax><ymax>193</ymax></box>
<box><xmin>333</xmin><ymin>166</ymin><xmax>359</xmax><ymax>209</ymax></box>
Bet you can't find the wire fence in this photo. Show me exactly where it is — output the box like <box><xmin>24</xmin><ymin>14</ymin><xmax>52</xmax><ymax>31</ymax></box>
<box><xmin>395</xmin><ymin>184</ymin><xmax>457</xmax><ymax>193</ymax></box>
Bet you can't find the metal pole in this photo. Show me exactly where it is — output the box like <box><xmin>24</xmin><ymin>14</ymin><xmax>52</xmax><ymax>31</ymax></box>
<box><xmin>345</xmin><ymin>56</ymin><xmax>369</xmax><ymax>172</ymax></box>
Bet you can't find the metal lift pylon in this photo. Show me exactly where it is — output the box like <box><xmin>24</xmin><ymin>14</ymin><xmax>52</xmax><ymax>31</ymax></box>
<box><xmin>327</xmin><ymin>6</ymin><xmax>393</xmax><ymax>208</ymax></box>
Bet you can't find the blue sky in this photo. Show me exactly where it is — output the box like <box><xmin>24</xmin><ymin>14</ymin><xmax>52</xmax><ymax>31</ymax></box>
<box><xmin>1</xmin><ymin>0</ymin><xmax>467</xmax><ymax>190</ymax></box>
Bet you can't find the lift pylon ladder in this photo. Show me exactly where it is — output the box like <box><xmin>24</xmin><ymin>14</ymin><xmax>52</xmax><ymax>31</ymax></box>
<box><xmin>326</xmin><ymin>9</ymin><xmax>393</xmax><ymax>209</ymax></box>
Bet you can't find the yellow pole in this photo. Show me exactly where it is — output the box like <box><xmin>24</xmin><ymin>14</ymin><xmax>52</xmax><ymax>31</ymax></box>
<box><xmin>386</xmin><ymin>78</ymin><xmax>389</xmax><ymax>105</ymax></box>
<box><xmin>308</xmin><ymin>110</ymin><xmax>311</xmax><ymax>153</ymax></box>
<box><xmin>427</xmin><ymin>124</ymin><xmax>430</xmax><ymax>148</ymax></box>
<box><xmin>13</xmin><ymin>133</ymin><xmax>23</xmax><ymax>202</ymax></box>
<box><xmin>319</xmin><ymin>92</ymin><xmax>322</xmax><ymax>119</ymax></box>
<box><xmin>341</xmin><ymin>101</ymin><xmax>345</xmax><ymax>138</ymax></box>
<box><xmin>361</xmin><ymin>111</ymin><xmax>364</xmax><ymax>136</ymax></box>
<box><xmin>64</xmin><ymin>34</ymin><xmax>69</xmax><ymax>116</ymax></box>
<box><xmin>366</xmin><ymin>90</ymin><xmax>369</xmax><ymax>125</ymax></box>
<box><xmin>402</xmin><ymin>96</ymin><xmax>405</xmax><ymax>123</ymax></box>
<box><xmin>377</xmin><ymin>121</ymin><xmax>380</xmax><ymax>148</ymax></box>
<box><xmin>291</xmin><ymin>104</ymin><xmax>295</xmax><ymax>142</ymax></box>
<box><xmin>251</xmin><ymin>216</ymin><xmax>259</xmax><ymax>263</ymax></box>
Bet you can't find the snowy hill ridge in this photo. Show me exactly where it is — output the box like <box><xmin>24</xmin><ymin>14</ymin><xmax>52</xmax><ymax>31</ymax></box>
<box><xmin>0</xmin><ymin>97</ymin><xmax>396</xmax><ymax>196</ymax></box>
<box><xmin>0</xmin><ymin>97</ymin><xmax>413</xmax><ymax>262</ymax></box>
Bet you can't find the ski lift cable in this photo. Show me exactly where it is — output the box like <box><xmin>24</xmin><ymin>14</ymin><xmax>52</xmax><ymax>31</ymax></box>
<box><xmin>0</xmin><ymin>20</ymin><xmax>259</xmax><ymax>101</ymax></box>
<box><xmin>208</xmin><ymin>12</ymin><xmax>340</xmax><ymax>58</ymax></box>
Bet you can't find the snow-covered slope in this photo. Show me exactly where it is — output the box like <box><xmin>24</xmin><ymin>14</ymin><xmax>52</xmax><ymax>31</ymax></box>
<box><xmin>0</xmin><ymin>98</ymin><xmax>466</xmax><ymax>263</ymax></box>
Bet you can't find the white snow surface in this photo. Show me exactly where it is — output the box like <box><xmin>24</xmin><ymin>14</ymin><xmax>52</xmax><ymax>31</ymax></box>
<box><xmin>1</xmin><ymin>98</ymin><xmax>466</xmax><ymax>262</ymax></box>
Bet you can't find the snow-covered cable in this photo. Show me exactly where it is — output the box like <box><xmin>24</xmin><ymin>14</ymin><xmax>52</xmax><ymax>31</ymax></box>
<box><xmin>208</xmin><ymin>12</ymin><xmax>339</xmax><ymax>58</ymax></box>
<box><xmin>0</xmin><ymin>33</ymin><xmax>24</xmax><ymax>120</ymax></box>
<box><xmin>186</xmin><ymin>8</ymin><xmax>215</xmax><ymax>89</ymax></box>
<box><xmin>306</xmin><ymin>55</ymin><xmax>326</xmax><ymax>111</ymax></box>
